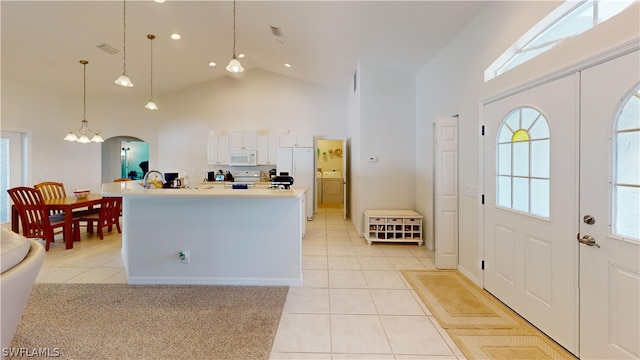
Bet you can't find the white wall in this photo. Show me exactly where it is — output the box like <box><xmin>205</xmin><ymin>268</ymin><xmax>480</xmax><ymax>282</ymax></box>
<box><xmin>350</xmin><ymin>61</ymin><xmax>416</xmax><ymax>234</ymax></box>
<box><xmin>416</xmin><ymin>1</ymin><xmax>639</xmax><ymax>283</ymax></box>
<box><xmin>155</xmin><ymin>68</ymin><xmax>347</xmax><ymax>178</ymax></box>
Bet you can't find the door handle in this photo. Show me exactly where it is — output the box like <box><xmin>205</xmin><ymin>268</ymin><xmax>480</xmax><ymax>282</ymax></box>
<box><xmin>578</xmin><ymin>235</ymin><xmax>600</xmax><ymax>248</ymax></box>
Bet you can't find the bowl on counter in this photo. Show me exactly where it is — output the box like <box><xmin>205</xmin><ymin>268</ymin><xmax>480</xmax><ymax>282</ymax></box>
<box><xmin>73</xmin><ymin>189</ymin><xmax>90</xmax><ymax>199</ymax></box>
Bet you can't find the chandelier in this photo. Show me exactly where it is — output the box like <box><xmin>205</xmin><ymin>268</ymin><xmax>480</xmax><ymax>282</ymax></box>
<box><xmin>64</xmin><ymin>60</ymin><xmax>103</xmax><ymax>143</ymax></box>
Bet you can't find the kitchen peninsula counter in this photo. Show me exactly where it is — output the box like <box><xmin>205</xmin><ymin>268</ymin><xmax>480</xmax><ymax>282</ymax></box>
<box><xmin>102</xmin><ymin>181</ymin><xmax>306</xmax><ymax>286</ymax></box>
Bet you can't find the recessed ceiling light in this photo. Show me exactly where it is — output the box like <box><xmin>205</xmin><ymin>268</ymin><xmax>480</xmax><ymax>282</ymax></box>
<box><xmin>170</xmin><ymin>33</ymin><xmax>181</xmax><ymax>40</ymax></box>
<box><xmin>284</xmin><ymin>63</ymin><xmax>292</xmax><ymax>68</ymax></box>
<box><xmin>238</xmin><ymin>53</ymin><xmax>246</xmax><ymax>59</ymax></box>
<box><xmin>154</xmin><ymin>0</ymin><xmax>165</xmax><ymax>3</ymax></box>
<box><xmin>209</xmin><ymin>62</ymin><xmax>217</xmax><ymax>67</ymax></box>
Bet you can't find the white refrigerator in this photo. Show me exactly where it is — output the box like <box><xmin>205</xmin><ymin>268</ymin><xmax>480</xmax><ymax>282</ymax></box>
<box><xmin>277</xmin><ymin>147</ymin><xmax>315</xmax><ymax>220</ymax></box>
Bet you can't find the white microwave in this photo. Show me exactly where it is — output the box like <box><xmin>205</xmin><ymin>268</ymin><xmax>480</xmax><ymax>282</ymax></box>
<box><xmin>228</xmin><ymin>150</ymin><xmax>257</xmax><ymax>166</ymax></box>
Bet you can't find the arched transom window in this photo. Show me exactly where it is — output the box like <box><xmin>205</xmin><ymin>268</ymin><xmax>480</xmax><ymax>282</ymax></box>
<box><xmin>613</xmin><ymin>84</ymin><xmax>639</xmax><ymax>240</ymax></box>
<box><xmin>496</xmin><ymin>107</ymin><xmax>550</xmax><ymax>218</ymax></box>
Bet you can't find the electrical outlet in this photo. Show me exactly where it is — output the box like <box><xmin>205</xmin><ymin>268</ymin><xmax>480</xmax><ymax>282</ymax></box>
<box><xmin>179</xmin><ymin>251</ymin><xmax>190</xmax><ymax>263</ymax></box>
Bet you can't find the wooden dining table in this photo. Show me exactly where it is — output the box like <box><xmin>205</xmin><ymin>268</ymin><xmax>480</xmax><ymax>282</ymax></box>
<box><xmin>11</xmin><ymin>194</ymin><xmax>103</xmax><ymax>249</ymax></box>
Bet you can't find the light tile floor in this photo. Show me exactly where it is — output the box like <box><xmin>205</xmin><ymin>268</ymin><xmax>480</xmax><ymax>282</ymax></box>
<box><xmin>270</xmin><ymin>208</ymin><xmax>465</xmax><ymax>360</ymax></box>
<box><xmin>3</xmin><ymin>208</ymin><xmax>466</xmax><ymax>359</ymax></box>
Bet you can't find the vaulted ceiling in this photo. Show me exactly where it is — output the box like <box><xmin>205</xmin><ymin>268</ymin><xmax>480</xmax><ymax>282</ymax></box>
<box><xmin>1</xmin><ymin>1</ymin><xmax>488</xmax><ymax>96</ymax></box>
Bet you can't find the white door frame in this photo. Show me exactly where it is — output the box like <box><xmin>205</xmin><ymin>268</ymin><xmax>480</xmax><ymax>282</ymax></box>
<box><xmin>314</xmin><ymin>136</ymin><xmax>349</xmax><ymax>219</ymax></box>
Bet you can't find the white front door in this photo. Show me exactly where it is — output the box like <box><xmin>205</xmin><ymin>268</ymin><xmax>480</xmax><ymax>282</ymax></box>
<box><xmin>483</xmin><ymin>74</ymin><xmax>578</xmax><ymax>354</ymax></box>
<box><xmin>579</xmin><ymin>50</ymin><xmax>639</xmax><ymax>360</ymax></box>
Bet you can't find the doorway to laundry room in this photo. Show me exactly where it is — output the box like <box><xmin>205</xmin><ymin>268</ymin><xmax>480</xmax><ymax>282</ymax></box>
<box><xmin>316</xmin><ymin>138</ymin><xmax>348</xmax><ymax>218</ymax></box>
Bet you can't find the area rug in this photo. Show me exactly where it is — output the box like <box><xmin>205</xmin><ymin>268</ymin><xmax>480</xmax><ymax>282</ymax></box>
<box><xmin>402</xmin><ymin>270</ymin><xmax>576</xmax><ymax>360</ymax></box>
<box><xmin>8</xmin><ymin>283</ymin><xmax>289</xmax><ymax>360</ymax></box>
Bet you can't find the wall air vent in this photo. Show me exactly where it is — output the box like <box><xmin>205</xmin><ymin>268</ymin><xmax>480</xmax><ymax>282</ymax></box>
<box><xmin>270</xmin><ymin>26</ymin><xmax>282</xmax><ymax>37</ymax></box>
<box><xmin>96</xmin><ymin>43</ymin><xmax>120</xmax><ymax>55</ymax></box>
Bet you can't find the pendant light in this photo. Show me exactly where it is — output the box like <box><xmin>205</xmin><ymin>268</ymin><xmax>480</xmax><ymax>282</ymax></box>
<box><xmin>226</xmin><ymin>0</ymin><xmax>244</xmax><ymax>73</ymax></box>
<box><xmin>145</xmin><ymin>34</ymin><xmax>158</xmax><ymax>110</ymax></box>
<box><xmin>64</xmin><ymin>60</ymin><xmax>103</xmax><ymax>143</ymax></box>
<box><xmin>114</xmin><ymin>0</ymin><xmax>134</xmax><ymax>87</ymax></box>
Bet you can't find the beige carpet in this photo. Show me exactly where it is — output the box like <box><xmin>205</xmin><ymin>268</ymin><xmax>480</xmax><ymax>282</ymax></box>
<box><xmin>9</xmin><ymin>283</ymin><xmax>289</xmax><ymax>360</ymax></box>
<box><xmin>402</xmin><ymin>270</ymin><xmax>577</xmax><ymax>360</ymax></box>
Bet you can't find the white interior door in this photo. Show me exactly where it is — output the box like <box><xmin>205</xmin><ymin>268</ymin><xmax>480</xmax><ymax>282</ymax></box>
<box><xmin>579</xmin><ymin>50</ymin><xmax>639</xmax><ymax>360</ymax></box>
<box><xmin>483</xmin><ymin>74</ymin><xmax>578</xmax><ymax>354</ymax></box>
<box><xmin>435</xmin><ymin>116</ymin><xmax>459</xmax><ymax>269</ymax></box>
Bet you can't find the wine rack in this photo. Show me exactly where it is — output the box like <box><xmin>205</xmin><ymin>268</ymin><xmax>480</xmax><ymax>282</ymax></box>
<box><xmin>364</xmin><ymin>210</ymin><xmax>423</xmax><ymax>245</ymax></box>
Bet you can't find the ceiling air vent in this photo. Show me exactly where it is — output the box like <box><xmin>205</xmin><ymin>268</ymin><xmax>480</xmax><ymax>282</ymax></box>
<box><xmin>270</xmin><ymin>26</ymin><xmax>282</xmax><ymax>37</ymax></box>
<box><xmin>96</xmin><ymin>43</ymin><xmax>120</xmax><ymax>55</ymax></box>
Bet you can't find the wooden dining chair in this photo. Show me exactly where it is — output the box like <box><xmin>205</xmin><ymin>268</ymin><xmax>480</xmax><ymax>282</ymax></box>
<box><xmin>76</xmin><ymin>197</ymin><xmax>122</xmax><ymax>240</ymax></box>
<box><xmin>34</xmin><ymin>181</ymin><xmax>67</xmax><ymax>200</ymax></box>
<box><xmin>7</xmin><ymin>187</ymin><xmax>79</xmax><ymax>251</ymax></box>
<box><xmin>34</xmin><ymin>181</ymin><xmax>67</xmax><ymax>218</ymax></box>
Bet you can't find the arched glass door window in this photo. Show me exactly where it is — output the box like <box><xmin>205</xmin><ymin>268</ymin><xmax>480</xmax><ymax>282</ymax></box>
<box><xmin>613</xmin><ymin>84</ymin><xmax>639</xmax><ymax>240</ymax></box>
<box><xmin>496</xmin><ymin>107</ymin><xmax>550</xmax><ymax>218</ymax></box>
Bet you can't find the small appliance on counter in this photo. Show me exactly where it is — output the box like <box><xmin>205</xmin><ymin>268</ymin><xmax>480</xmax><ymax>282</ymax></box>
<box><xmin>164</xmin><ymin>172</ymin><xmax>181</xmax><ymax>188</ymax></box>
<box><xmin>212</xmin><ymin>170</ymin><xmax>226</xmax><ymax>181</ymax></box>
<box><xmin>271</xmin><ymin>173</ymin><xmax>294</xmax><ymax>189</ymax></box>
<box><xmin>206</xmin><ymin>170</ymin><xmax>229</xmax><ymax>182</ymax></box>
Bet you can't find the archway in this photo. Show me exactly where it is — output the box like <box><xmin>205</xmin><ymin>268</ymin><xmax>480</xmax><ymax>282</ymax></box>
<box><xmin>101</xmin><ymin>136</ymin><xmax>149</xmax><ymax>183</ymax></box>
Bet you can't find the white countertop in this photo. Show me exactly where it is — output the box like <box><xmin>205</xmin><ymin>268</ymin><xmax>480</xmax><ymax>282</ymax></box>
<box><xmin>101</xmin><ymin>181</ymin><xmax>307</xmax><ymax>198</ymax></box>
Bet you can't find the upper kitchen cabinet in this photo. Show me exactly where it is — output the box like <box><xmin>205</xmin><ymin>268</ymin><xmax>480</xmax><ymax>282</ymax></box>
<box><xmin>229</xmin><ymin>130</ymin><xmax>258</xmax><ymax>150</ymax></box>
<box><xmin>279</xmin><ymin>135</ymin><xmax>314</xmax><ymax>148</ymax></box>
<box><xmin>257</xmin><ymin>135</ymin><xmax>280</xmax><ymax>165</ymax></box>
<box><xmin>207</xmin><ymin>136</ymin><xmax>230</xmax><ymax>165</ymax></box>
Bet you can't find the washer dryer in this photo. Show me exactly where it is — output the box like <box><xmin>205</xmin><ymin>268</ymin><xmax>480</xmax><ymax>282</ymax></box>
<box><xmin>322</xmin><ymin>171</ymin><xmax>343</xmax><ymax>204</ymax></box>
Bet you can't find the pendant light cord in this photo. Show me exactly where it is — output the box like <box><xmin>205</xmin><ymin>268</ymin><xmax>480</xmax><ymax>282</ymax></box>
<box><xmin>82</xmin><ymin>60</ymin><xmax>87</xmax><ymax>120</ymax></box>
<box><xmin>149</xmin><ymin>35</ymin><xmax>153</xmax><ymax>98</ymax></box>
<box><xmin>232</xmin><ymin>0</ymin><xmax>237</xmax><ymax>58</ymax></box>
<box><xmin>122</xmin><ymin>0</ymin><xmax>128</xmax><ymax>75</ymax></box>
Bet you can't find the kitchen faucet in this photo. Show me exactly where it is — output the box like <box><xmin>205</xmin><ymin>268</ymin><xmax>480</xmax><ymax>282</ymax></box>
<box><xmin>143</xmin><ymin>170</ymin><xmax>166</xmax><ymax>189</ymax></box>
